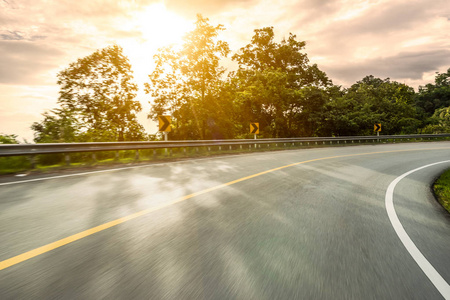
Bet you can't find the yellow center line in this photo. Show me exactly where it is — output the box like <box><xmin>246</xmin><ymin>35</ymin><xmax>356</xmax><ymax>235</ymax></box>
<box><xmin>1</xmin><ymin>146</ymin><xmax>449</xmax><ymax>271</ymax></box>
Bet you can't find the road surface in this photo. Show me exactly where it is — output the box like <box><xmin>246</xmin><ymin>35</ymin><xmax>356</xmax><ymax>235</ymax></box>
<box><xmin>1</xmin><ymin>142</ymin><xmax>450</xmax><ymax>299</ymax></box>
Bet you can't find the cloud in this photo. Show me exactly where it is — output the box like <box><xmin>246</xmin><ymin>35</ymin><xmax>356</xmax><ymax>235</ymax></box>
<box><xmin>0</xmin><ymin>30</ymin><xmax>47</xmax><ymax>41</ymax></box>
<box><xmin>320</xmin><ymin>1</ymin><xmax>437</xmax><ymax>39</ymax></box>
<box><xmin>165</xmin><ymin>0</ymin><xmax>258</xmax><ymax>18</ymax></box>
<box><xmin>323</xmin><ymin>49</ymin><xmax>450</xmax><ymax>86</ymax></box>
<box><xmin>0</xmin><ymin>40</ymin><xmax>63</xmax><ymax>85</ymax></box>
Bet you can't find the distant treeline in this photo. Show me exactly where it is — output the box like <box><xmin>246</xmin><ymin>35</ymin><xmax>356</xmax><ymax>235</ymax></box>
<box><xmin>2</xmin><ymin>15</ymin><xmax>450</xmax><ymax>144</ymax></box>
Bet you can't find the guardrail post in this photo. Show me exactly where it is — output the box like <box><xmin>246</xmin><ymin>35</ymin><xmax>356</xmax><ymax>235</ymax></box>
<box><xmin>65</xmin><ymin>154</ymin><xmax>71</xmax><ymax>166</ymax></box>
<box><xmin>219</xmin><ymin>146</ymin><xmax>222</xmax><ymax>151</ymax></box>
<box><xmin>240</xmin><ymin>145</ymin><xmax>242</xmax><ymax>150</ymax></box>
<box><xmin>208</xmin><ymin>147</ymin><xmax>210</xmax><ymax>152</ymax></box>
<box><xmin>91</xmin><ymin>153</ymin><xmax>96</xmax><ymax>163</ymax></box>
<box><xmin>135</xmin><ymin>150</ymin><xmax>139</xmax><ymax>161</ymax></box>
<box><xmin>115</xmin><ymin>151</ymin><xmax>119</xmax><ymax>161</ymax></box>
<box><xmin>29</xmin><ymin>155</ymin><xmax>36</xmax><ymax>169</ymax></box>
<box><xmin>153</xmin><ymin>150</ymin><xmax>157</xmax><ymax>158</ymax></box>
<box><xmin>183</xmin><ymin>148</ymin><xmax>187</xmax><ymax>155</ymax></box>
<box><xmin>196</xmin><ymin>147</ymin><xmax>199</xmax><ymax>153</ymax></box>
<box><xmin>169</xmin><ymin>149</ymin><xmax>172</xmax><ymax>157</ymax></box>
<box><xmin>229</xmin><ymin>145</ymin><xmax>232</xmax><ymax>150</ymax></box>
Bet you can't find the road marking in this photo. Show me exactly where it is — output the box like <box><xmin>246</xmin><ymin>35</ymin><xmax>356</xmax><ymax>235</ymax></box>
<box><xmin>1</xmin><ymin>146</ymin><xmax>450</xmax><ymax>271</ymax></box>
<box><xmin>2</xmin><ymin>145</ymin><xmax>449</xmax><ymax>187</ymax></box>
<box><xmin>0</xmin><ymin>154</ymin><xmax>252</xmax><ymax>186</ymax></box>
<box><xmin>385</xmin><ymin>161</ymin><xmax>450</xmax><ymax>299</ymax></box>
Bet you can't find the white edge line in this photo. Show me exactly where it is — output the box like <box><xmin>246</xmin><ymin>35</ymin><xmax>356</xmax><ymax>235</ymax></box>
<box><xmin>2</xmin><ymin>145</ymin><xmax>449</xmax><ymax>187</ymax></box>
<box><xmin>1</xmin><ymin>145</ymin><xmax>449</xmax><ymax>188</ymax></box>
<box><xmin>385</xmin><ymin>160</ymin><xmax>450</xmax><ymax>299</ymax></box>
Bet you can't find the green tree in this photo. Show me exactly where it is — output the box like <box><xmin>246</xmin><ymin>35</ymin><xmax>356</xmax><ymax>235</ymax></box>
<box><xmin>57</xmin><ymin>44</ymin><xmax>145</xmax><ymax>141</ymax></box>
<box><xmin>421</xmin><ymin>106</ymin><xmax>450</xmax><ymax>133</ymax></box>
<box><xmin>415</xmin><ymin>68</ymin><xmax>450</xmax><ymax>116</ymax></box>
<box><xmin>31</xmin><ymin>108</ymin><xmax>79</xmax><ymax>143</ymax></box>
<box><xmin>232</xmin><ymin>27</ymin><xmax>330</xmax><ymax>88</ymax></box>
<box><xmin>0</xmin><ymin>134</ymin><xmax>19</xmax><ymax>144</ymax></box>
<box><xmin>146</xmin><ymin>15</ymin><xmax>232</xmax><ymax>140</ymax></box>
<box><xmin>231</xmin><ymin>27</ymin><xmax>331</xmax><ymax>137</ymax></box>
<box><xmin>323</xmin><ymin>76</ymin><xmax>419</xmax><ymax>136</ymax></box>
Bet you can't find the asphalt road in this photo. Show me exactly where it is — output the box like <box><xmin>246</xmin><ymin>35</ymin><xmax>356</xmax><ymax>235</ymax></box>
<box><xmin>1</xmin><ymin>142</ymin><xmax>450</xmax><ymax>299</ymax></box>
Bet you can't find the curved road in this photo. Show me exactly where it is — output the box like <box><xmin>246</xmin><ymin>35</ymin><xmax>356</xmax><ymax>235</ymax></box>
<box><xmin>1</xmin><ymin>142</ymin><xmax>450</xmax><ymax>299</ymax></box>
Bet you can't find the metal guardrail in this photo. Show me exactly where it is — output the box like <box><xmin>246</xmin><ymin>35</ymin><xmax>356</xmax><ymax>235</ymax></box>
<box><xmin>1</xmin><ymin>134</ymin><xmax>450</xmax><ymax>157</ymax></box>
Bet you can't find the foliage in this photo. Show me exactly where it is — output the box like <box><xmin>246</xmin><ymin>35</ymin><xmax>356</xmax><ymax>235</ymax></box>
<box><xmin>0</xmin><ymin>134</ymin><xmax>30</xmax><ymax>174</ymax></box>
<box><xmin>145</xmin><ymin>15</ymin><xmax>232</xmax><ymax>139</ymax></box>
<box><xmin>20</xmin><ymin>15</ymin><xmax>450</xmax><ymax>142</ymax></box>
<box><xmin>57</xmin><ymin>44</ymin><xmax>145</xmax><ymax>141</ymax></box>
<box><xmin>323</xmin><ymin>76</ymin><xmax>419</xmax><ymax>136</ymax></box>
<box><xmin>415</xmin><ymin>68</ymin><xmax>450</xmax><ymax>116</ymax></box>
<box><xmin>0</xmin><ymin>133</ymin><xmax>19</xmax><ymax>144</ymax></box>
<box><xmin>433</xmin><ymin>168</ymin><xmax>450</xmax><ymax>213</ymax></box>
<box><xmin>31</xmin><ymin>108</ymin><xmax>79</xmax><ymax>143</ymax></box>
<box><xmin>230</xmin><ymin>27</ymin><xmax>332</xmax><ymax>137</ymax></box>
<box><xmin>420</xmin><ymin>106</ymin><xmax>450</xmax><ymax>134</ymax></box>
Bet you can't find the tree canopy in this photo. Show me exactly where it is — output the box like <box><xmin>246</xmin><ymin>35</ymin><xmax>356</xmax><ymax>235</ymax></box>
<box><xmin>415</xmin><ymin>68</ymin><xmax>450</xmax><ymax>116</ymax></box>
<box><xmin>0</xmin><ymin>134</ymin><xmax>20</xmax><ymax>144</ymax></box>
<box><xmin>56</xmin><ymin>44</ymin><xmax>145</xmax><ymax>142</ymax></box>
<box><xmin>145</xmin><ymin>15</ymin><xmax>232</xmax><ymax>140</ymax></box>
<box><xmin>27</xmin><ymin>16</ymin><xmax>450</xmax><ymax>143</ymax></box>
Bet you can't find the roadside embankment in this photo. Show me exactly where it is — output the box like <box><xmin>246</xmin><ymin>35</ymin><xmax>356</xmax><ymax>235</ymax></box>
<box><xmin>433</xmin><ymin>169</ymin><xmax>450</xmax><ymax>214</ymax></box>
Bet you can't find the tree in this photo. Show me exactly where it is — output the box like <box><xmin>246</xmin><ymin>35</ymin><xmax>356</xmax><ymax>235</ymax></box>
<box><xmin>323</xmin><ymin>76</ymin><xmax>419</xmax><ymax>136</ymax></box>
<box><xmin>231</xmin><ymin>27</ymin><xmax>332</xmax><ymax>137</ymax></box>
<box><xmin>146</xmin><ymin>15</ymin><xmax>232</xmax><ymax>140</ymax></box>
<box><xmin>232</xmin><ymin>27</ymin><xmax>330</xmax><ymax>88</ymax></box>
<box><xmin>57</xmin><ymin>44</ymin><xmax>145</xmax><ymax>141</ymax></box>
<box><xmin>0</xmin><ymin>134</ymin><xmax>19</xmax><ymax>144</ymax></box>
<box><xmin>31</xmin><ymin>108</ymin><xmax>79</xmax><ymax>143</ymax></box>
<box><xmin>421</xmin><ymin>106</ymin><xmax>450</xmax><ymax>133</ymax></box>
<box><xmin>415</xmin><ymin>68</ymin><xmax>450</xmax><ymax>116</ymax></box>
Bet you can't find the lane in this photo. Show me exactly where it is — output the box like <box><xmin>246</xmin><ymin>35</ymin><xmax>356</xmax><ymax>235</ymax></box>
<box><xmin>390</xmin><ymin>162</ymin><xmax>450</xmax><ymax>299</ymax></box>
<box><xmin>386</xmin><ymin>162</ymin><xmax>450</xmax><ymax>299</ymax></box>
<box><xmin>1</xmin><ymin>142</ymin><xmax>450</xmax><ymax>299</ymax></box>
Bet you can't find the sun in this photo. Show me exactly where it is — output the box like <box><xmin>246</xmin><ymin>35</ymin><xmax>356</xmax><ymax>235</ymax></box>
<box><xmin>118</xmin><ymin>3</ymin><xmax>193</xmax><ymax>86</ymax></box>
<box><xmin>113</xmin><ymin>3</ymin><xmax>192</xmax><ymax>132</ymax></box>
<box><xmin>134</xmin><ymin>3</ymin><xmax>193</xmax><ymax>49</ymax></box>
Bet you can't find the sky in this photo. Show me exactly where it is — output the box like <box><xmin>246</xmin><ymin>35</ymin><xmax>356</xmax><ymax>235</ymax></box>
<box><xmin>1</xmin><ymin>0</ymin><xmax>450</xmax><ymax>142</ymax></box>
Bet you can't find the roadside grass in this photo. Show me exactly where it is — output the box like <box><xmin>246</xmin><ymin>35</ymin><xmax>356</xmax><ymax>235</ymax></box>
<box><xmin>1</xmin><ymin>137</ymin><xmax>449</xmax><ymax>176</ymax></box>
<box><xmin>433</xmin><ymin>169</ymin><xmax>450</xmax><ymax>214</ymax></box>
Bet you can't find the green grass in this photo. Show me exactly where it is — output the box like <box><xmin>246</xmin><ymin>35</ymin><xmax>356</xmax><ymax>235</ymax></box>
<box><xmin>0</xmin><ymin>156</ymin><xmax>31</xmax><ymax>174</ymax></box>
<box><xmin>433</xmin><ymin>169</ymin><xmax>450</xmax><ymax>214</ymax></box>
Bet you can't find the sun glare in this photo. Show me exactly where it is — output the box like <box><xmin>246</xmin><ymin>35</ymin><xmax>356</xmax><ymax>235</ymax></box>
<box><xmin>114</xmin><ymin>3</ymin><xmax>192</xmax><ymax>131</ymax></box>
<box><xmin>118</xmin><ymin>3</ymin><xmax>192</xmax><ymax>86</ymax></box>
<box><xmin>135</xmin><ymin>3</ymin><xmax>192</xmax><ymax>49</ymax></box>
